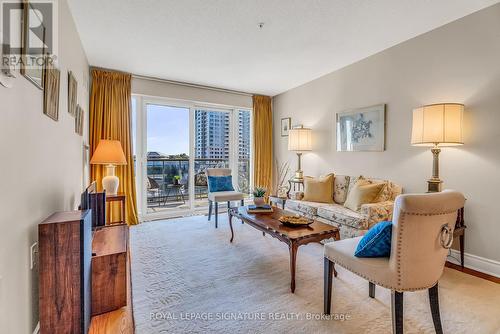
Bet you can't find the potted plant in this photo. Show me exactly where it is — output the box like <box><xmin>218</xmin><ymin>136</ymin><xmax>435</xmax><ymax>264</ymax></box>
<box><xmin>173</xmin><ymin>175</ymin><xmax>181</xmax><ymax>185</ymax></box>
<box><xmin>253</xmin><ymin>187</ymin><xmax>267</xmax><ymax>206</ymax></box>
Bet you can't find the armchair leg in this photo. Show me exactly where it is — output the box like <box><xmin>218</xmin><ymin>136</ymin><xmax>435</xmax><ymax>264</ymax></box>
<box><xmin>391</xmin><ymin>291</ymin><xmax>404</xmax><ymax>334</ymax></box>
<box><xmin>208</xmin><ymin>200</ymin><xmax>212</xmax><ymax>221</ymax></box>
<box><xmin>369</xmin><ymin>282</ymin><xmax>375</xmax><ymax>298</ymax></box>
<box><xmin>240</xmin><ymin>199</ymin><xmax>244</xmax><ymax>224</ymax></box>
<box><xmin>429</xmin><ymin>283</ymin><xmax>443</xmax><ymax>334</ymax></box>
<box><xmin>324</xmin><ymin>257</ymin><xmax>334</xmax><ymax>315</ymax></box>
<box><xmin>215</xmin><ymin>202</ymin><xmax>218</xmax><ymax>228</ymax></box>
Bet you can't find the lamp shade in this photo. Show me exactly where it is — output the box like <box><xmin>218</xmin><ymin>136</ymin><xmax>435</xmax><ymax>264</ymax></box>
<box><xmin>90</xmin><ymin>140</ymin><xmax>127</xmax><ymax>165</ymax></box>
<box><xmin>411</xmin><ymin>103</ymin><xmax>464</xmax><ymax>146</ymax></box>
<box><xmin>288</xmin><ymin>126</ymin><xmax>312</xmax><ymax>151</ymax></box>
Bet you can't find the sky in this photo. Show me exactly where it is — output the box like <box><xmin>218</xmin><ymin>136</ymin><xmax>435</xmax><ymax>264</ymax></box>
<box><xmin>131</xmin><ymin>99</ymin><xmax>190</xmax><ymax>155</ymax></box>
<box><xmin>146</xmin><ymin>104</ymin><xmax>190</xmax><ymax>155</ymax></box>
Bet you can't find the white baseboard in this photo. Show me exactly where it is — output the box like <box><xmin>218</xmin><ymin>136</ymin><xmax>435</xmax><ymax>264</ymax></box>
<box><xmin>32</xmin><ymin>322</ymin><xmax>39</xmax><ymax>334</ymax></box>
<box><xmin>448</xmin><ymin>249</ymin><xmax>500</xmax><ymax>278</ymax></box>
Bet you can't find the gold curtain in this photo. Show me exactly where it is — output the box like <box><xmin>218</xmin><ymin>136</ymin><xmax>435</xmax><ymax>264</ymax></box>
<box><xmin>252</xmin><ymin>95</ymin><xmax>273</xmax><ymax>195</ymax></box>
<box><xmin>90</xmin><ymin>69</ymin><xmax>139</xmax><ymax>225</ymax></box>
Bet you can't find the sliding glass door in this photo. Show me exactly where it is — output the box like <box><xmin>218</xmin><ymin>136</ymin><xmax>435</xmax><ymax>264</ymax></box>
<box><xmin>145</xmin><ymin>104</ymin><xmax>191</xmax><ymax>215</ymax></box>
<box><xmin>133</xmin><ymin>96</ymin><xmax>252</xmax><ymax>220</ymax></box>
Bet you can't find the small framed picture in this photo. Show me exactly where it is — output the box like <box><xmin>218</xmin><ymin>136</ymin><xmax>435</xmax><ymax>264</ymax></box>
<box><xmin>68</xmin><ymin>71</ymin><xmax>78</xmax><ymax>116</ymax></box>
<box><xmin>75</xmin><ymin>105</ymin><xmax>84</xmax><ymax>136</ymax></box>
<box><xmin>281</xmin><ymin>117</ymin><xmax>291</xmax><ymax>137</ymax></box>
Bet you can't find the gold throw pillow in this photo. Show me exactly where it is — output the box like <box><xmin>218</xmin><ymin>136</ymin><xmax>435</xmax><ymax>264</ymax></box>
<box><xmin>344</xmin><ymin>180</ymin><xmax>385</xmax><ymax>211</ymax></box>
<box><xmin>302</xmin><ymin>174</ymin><xmax>334</xmax><ymax>203</ymax></box>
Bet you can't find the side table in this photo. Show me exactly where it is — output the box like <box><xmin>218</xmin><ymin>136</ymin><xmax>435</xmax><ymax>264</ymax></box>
<box><xmin>269</xmin><ymin>195</ymin><xmax>287</xmax><ymax>209</ymax></box>
<box><xmin>452</xmin><ymin>207</ymin><xmax>466</xmax><ymax>268</ymax></box>
<box><xmin>106</xmin><ymin>193</ymin><xmax>126</xmax><ymax>225</ymax></box>
<box><xmin>287</xmin><ymin>179</ymin><xmax>304</xmax><ymax>198</ymax></box>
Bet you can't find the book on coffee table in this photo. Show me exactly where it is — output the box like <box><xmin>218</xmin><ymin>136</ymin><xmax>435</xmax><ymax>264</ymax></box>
<box><xmin>247</xmin><ymin>204</ymin><xmax>273</xmax><ymax>213</ymax></box>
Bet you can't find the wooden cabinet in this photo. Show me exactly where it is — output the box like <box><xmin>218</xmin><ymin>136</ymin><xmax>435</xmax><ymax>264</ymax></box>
<box><xmin>91</xmin><ymin>225</ymin><xmax>128</xmax><ymax>315</ymax></box>
<box><xmin>38</xmin><ymin>210</ymin><xmax>92</xmax><ymax>334</ymax></box>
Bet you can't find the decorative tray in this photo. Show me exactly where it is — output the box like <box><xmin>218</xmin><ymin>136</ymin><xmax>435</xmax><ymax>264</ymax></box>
<box><xmin>278</xmin><ymin>215</ymin><xmax>314</xmax><ymax>227</ymax></box>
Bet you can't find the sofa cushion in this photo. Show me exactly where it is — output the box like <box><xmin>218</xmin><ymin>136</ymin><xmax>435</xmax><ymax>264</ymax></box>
<box><xmin>344</xmin><ymin>180</ymin><xmax>385</xmax><ymax>212</ymax></box>
<box><xmin>285</xmin><ymin>199</ymin><xmax>324</xmax><ymax>217</ymax></box>
<box><xmin>303</xmin><ymin>174</ymin><xmax>334</xmax><ymax>203</ymax></box>
<box><xmin>317</xmin><ymin>204</ymin><xmax>369</xmax><ymax>230</ymax></box>
<box><xmin>348</xmin><ymin>175</ymin><xmax>402</xmax><ymax>202</ymax></box>
<box><xmin>333</xmin><ymin>175</ymin><xmax>350</xmax><ymax>204</ymax></box>
<box><xmin>316</xmin><ymin>216</ymin><xmax>366</xmax><ymax>240</ymax></box>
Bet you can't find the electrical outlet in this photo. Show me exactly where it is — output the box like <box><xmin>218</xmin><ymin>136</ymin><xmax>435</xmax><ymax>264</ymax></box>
<box><xmin>30</xmin><ymin>242</ymin><xmax>38</xmax><ymax>270</ymax></box>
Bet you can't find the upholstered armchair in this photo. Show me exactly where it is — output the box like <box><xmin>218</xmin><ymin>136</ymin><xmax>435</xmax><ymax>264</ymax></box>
<box><xmin>206</xmin><ymin>168</ymin><xmax>244</xmax><ymax>228</ymax></box>
<box><xmin>324</xmin><ymin>190</ymin><xmax>465</xmax><ymax>334</ymax></box>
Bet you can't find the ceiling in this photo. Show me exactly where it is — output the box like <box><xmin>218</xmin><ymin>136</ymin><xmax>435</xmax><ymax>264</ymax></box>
<box><xmin>67</xmin><ymin>0</ymin><xmax>499</xmax><ymax>96</ymax></box>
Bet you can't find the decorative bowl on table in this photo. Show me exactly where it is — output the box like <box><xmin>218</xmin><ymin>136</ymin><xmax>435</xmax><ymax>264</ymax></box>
<box><xmin>278</xmin><ymin>215</ymin><xmax>314</xmax><ymax>227</ymax></box>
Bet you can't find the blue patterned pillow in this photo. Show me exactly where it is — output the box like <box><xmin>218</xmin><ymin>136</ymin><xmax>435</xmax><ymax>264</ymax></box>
<box><xmin>208</xmin><ymin>176</ymin><xmax>235</xmax><ymax>192</ymax></box>
<box><xmin>355</xmin><ymin>221</ymin><xmax>392</xmax><ymax>258</ymax></box>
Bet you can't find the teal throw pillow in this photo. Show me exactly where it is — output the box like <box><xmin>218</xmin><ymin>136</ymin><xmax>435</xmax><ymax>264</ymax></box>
<box><xmin>355</xmin><ymin>221</ymin><xmax>392</xmax><ymax>258</ymax></box>
<box><xmin>208</xmin><ymin>175</ymin><xmax>235</xmax><ymax>192</ymax></box>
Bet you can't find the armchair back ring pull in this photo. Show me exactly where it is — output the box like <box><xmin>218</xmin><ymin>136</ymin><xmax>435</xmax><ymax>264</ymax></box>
<box><xmin>440</xmin><ymin>224</ymin><xmax>454</xmax><ymax>249</ymax></box>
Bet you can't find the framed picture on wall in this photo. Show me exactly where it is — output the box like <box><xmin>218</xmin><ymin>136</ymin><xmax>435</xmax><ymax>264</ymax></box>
<box><xmin>75</xmin><ymin>105</ymin><xmax>84</xmax><ymax>136</ymax></box>
<box><xmin>336</xmin><ymin>104</ymin><xmax>386</xmax><ymax>152</ymax></box>
<box><xmin>281</xmin><ymin>117</ymin><xmax>291</xmax><ymax>137</ymax></box>
<box><xmin>43</xmin><ymin>62</ymin><xmax>60</xmax><ymax>121</ymax></box>
<box><xmin>68</xmin><ymin>71</ymin><xmax>78</xmax><ymax>116</ymax></box>
<box><xmin>20</xmin><ymin>0</ymin><xmax>46</xmax><ymax>90</ymax></box>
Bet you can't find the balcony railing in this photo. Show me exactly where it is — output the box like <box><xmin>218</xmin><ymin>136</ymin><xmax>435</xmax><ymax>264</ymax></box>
<box><xmin>146</xmin><ymin>157</ymin><xmax>250</xmax><ymax>209</ymax></box>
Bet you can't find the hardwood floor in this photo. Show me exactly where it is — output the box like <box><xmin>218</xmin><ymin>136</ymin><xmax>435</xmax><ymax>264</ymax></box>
<box><xmin>89</xmin><ymin>252</ymin><xmax>134</xmax><ymax>334</ymax></box>
<box><xmin>445</xmin><ymin>261</ymin><xmax>500</xmax><ymax>284</ymax></box>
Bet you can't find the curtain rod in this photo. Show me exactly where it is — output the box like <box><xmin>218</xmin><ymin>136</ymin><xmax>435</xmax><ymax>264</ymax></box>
<box><xmin>132</xmin><ymin>73</ymin><xmax>253</xmax><ymax>97</ymax></box>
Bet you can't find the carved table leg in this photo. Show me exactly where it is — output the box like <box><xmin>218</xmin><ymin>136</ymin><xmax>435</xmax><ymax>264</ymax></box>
<box><xmin>289</xmin><ymin>241</ymin><xmax>298</xmax><ymax>293</ymax></box>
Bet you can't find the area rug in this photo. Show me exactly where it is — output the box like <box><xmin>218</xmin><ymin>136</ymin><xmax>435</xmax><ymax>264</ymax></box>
<box><xmin>130</xmin><ymin>215</ymin><xmax>500</xmax><ymax>333</ymax></box>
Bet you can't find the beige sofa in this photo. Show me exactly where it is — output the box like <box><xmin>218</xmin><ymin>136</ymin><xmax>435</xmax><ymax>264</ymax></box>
<box><xmin>285</xmin><ymin>175</ymin><xmax>402</xmax><ymax>239</ymax></box>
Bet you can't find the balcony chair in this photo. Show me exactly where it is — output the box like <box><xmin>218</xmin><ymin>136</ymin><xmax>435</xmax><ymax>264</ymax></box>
<box><xmin>206</xmin><ymin>168</ymin><xmax>244</xmax><ymax>228</ymax></box>
<box><xmin>324</xmin><ymin>190</ymin><xmax>465</xmax><ymax>334</ymax></box>
<box><xmin>147</xmin><ymin>176</ymin><xmax>164</xmax><ymax>206</ymax></box>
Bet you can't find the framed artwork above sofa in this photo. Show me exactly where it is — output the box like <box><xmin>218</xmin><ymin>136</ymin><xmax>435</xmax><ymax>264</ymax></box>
<box><xmin>336</xmin><ymin>104</ymin><xmax>386</xmax><ymax>151</ymax></box>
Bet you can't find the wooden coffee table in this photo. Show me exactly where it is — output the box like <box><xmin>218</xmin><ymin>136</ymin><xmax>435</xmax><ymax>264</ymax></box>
<box><xmin>228</xmin><ymin>206</ymin><xmax>340</xmax><ymax>293</ymax></box>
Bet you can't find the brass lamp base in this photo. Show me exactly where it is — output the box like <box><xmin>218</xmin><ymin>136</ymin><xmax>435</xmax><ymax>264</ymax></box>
<box><xmin>293</xmin><ymin>152</ymin><xmax>304</xmax><ymax>181</ymax></box>
<box><xmin>427</xmin><ymin>145</ymin><xmax>442</xmax><ymax>193</ymax></box>
<box><xmin>427</xmin><ymin>178</ymin><xmax>443</xmax><ymax>193</ymax></box>
<box><xmin>293</xmin><ymin>170</ymin><xmax>304</xmax><ymax>181</ymax></box>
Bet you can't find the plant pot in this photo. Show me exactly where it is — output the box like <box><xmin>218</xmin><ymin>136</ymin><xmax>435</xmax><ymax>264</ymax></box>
<box><xmin>253</xmin><ymin>197</ymin><xmax>266</xmax><ymax>206</ymax></box>
<box><xmin>173</xmin><ymin>179</ymin><xmax>179</xmax><ymax>185</ymax></box>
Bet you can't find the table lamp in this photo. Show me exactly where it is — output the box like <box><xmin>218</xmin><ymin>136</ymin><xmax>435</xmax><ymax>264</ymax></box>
<box><xmin>288</xmin><ymin>125</ymin><xmax>312</xmax><ymax>181</ymax></box>
<box><xmin>411</xmin><ymin>103</ymin><xmax>464</xmax><ymax>192</ymax></box>
<box><xmin>90</xmin><ymin>139</ymin><xmax>127</xmax><ymax>195</ymax></box>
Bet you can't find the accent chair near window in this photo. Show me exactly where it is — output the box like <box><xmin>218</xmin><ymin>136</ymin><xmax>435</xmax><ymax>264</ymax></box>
<box><xmin>206</xmin><ymin>168</ymin><xmax>245</xmax><ymax>228</ymax></box>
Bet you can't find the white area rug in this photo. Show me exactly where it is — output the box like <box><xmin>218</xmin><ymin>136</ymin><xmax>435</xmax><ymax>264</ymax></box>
<box><xmin>130</xmin><ymin>215</ymin><xmax>500</xmax><ymax>333</ymax></box>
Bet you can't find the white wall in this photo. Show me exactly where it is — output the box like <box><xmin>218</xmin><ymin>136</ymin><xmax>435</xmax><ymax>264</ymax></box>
<box><xmin>0</xmin><ymin>0</ymin><xmax>89</xmax><ymax>332</ymax></box>
<box><xmin>273</xmin><ymin>4</ymin><xmax>500</xmax><ymax>264</ymax></box>
<box><xmin>132</xmin><ymin>77</ymin><xmax>253</xmax><ymax>109</ymax></box>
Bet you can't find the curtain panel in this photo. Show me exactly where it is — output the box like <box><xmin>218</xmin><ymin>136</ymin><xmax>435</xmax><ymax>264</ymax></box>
<box><xmin>89</xmin><ymin>69</ymin><xmax>139</xmax><ymax>225</ymax></box>
<box><xmin>252</xmin><ymin>95</ymin><xmax>273</xmax><ymax>196</ymax></box>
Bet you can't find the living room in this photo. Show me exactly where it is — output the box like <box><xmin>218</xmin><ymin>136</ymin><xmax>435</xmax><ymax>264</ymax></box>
<box><xmin>1</xmin><ymin>1</ymin><xmax>500</xmax><ymax>333</ymax></box>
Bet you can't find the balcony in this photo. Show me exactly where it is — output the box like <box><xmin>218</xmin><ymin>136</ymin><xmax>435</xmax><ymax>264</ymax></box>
<box><xmin>146</xmin><ymin>157</ymin><xmax>250</xmax><ymax>213</ymax></box>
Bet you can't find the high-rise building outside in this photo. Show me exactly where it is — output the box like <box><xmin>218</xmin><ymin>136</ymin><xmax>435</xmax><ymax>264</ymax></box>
<box><xmin>194</xmin><ymin>109</ymin><xmax>251</xmax><ymax>161</ymax></box>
